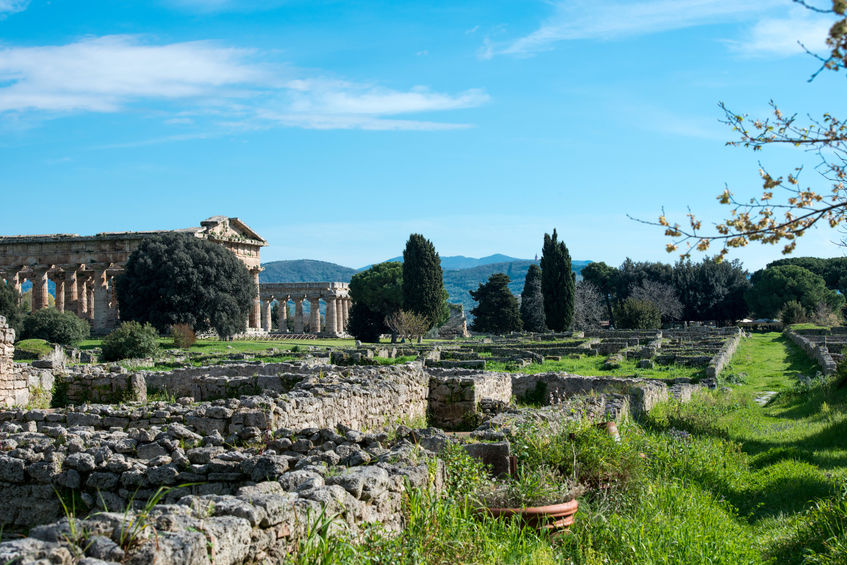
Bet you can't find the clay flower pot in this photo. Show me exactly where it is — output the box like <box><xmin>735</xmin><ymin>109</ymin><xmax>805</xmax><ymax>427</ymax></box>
<box><xmin>482</xmin><ymin>499</ymin><xmax>579</xmax><ymax>532</ymax></box>
<box><xmin>597</xmin><ymin>421</ymin><xmax>620</xmax><ymax>441</ymax></box>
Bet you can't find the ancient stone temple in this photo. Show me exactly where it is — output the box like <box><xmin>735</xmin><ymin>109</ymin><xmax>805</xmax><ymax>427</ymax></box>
<box><xmin>259</xmin><ymin>282</ymin><xmax>352</xmax><ymax>337</ymax></box>
<box><xmin>0</xmin><ymin>217</ymin><xmax>266</xmax><ymax>334</ymax></box>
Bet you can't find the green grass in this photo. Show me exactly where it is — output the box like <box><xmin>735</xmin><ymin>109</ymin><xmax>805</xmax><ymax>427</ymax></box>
<box><xmin>486</xmin><ymin>355</ymin><xmax>704</xmax><ymax>380</ymax></box>
<box><xmin>13</xmin><ymin>338</ymin><xmax>53</xmax><ymax>360</ymax></box>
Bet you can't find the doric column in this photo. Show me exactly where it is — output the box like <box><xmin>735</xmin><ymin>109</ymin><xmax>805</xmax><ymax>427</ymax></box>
<box><xmin>335</xmin><ymin>298</ymin><xmax>344</xmax><ymax>334</ymax></box>
<box><xmin>325</xmin><ymin>297</ymin><xmax>337</xmax><ymax>336</ymax></box>
<box><xmin>32</xmin><ymin>269</ymin><xmax>49</xmax><ymax>311</ymax></box>
<box><xmin>262</xmin><ymin>300</ymin><xmax>272</xmax><ymax>332</ymax></box>
<box><xmin>92</xmin><ymin>269</ymin><xmax>117</xmax><ymax>334</ymax></box>
<box><xmin>309</xmin><ymin>297</ymin><xmax>321</xmax><ymax>334</ymax></box>
<box><xmin>87</xmin><ymin>283</ymin><xmax>95</xmax><ymax>320</ymax></box>
<box><xmin>294</xmin><ymin>298</ymin><xmax>304</xmax><ymax>333</ymax></box>
<box><xmin>249</xmin><ymin>269</ymin><xmax>261</xmax><ymax>329</ymax></box>
<box><xmin>342</xmin><ymin>298</ymin><xmax>351</xmax><ymax>333</ymax></box>
<box><xmin>65</xmin><ymin>269</ymin><xmax>79</xmax><ymax>316</ymax></box>
<box><xmin>55</xmin><ymin>272</ymin><xmax>65</xmax><ymax>313</ymax></box>
<box><xmin>78</xmin><ymin>276</ymin><xmax>89</xmax><ymax>317</ymax></box>
<box><xmin>276</xmin><ymin>298</ymin><xmax>288</xmax><ymax>333</ymax></box>
<box><xmin>13</xmin><ymin>273</ymin><xmax>22</xmax><ymax>306</ymax></box>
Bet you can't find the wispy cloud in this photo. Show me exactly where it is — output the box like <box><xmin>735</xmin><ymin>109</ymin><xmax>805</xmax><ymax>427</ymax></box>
<box><xmin>0</xmin><ymin>36</ymin><xmax>264</xmax><ymax>113</ymax></box>
<box><xmin>729</xmin><ymin>9</ymin><xmax>832</xmax><ymax>57</ymax></box>
<box><xmin>0</xmin><ymin>35</ymin><xmax>488</xmax><ymax>131</ymax></box>
<box><xmin>0</xmin><ymin>0</ymin><xmax>28</xmax><ymax>18</ymax></box>
<box><xmin>481</xmin><ymin>0</ymin><xmax>780</xmax><ymax>58</ymax></box>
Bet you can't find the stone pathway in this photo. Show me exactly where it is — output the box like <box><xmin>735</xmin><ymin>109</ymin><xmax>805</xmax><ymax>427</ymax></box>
<box><xmin>754</xmin><ymin>391</ymin><xmax>778</xmax><ymax>406</ymax></box>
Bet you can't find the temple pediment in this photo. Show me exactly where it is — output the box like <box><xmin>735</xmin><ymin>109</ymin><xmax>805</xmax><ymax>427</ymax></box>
<box><xmin>199</xmin><ymin>216</ymin><xmax>267</xmax><ymax>247</ymax></box>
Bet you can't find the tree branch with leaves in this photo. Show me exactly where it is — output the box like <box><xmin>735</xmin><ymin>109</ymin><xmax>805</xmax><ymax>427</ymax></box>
<box><xmin>638</xmin><ymin>1</ymin><xmax>847</xmax><ymax>260</ymax></box>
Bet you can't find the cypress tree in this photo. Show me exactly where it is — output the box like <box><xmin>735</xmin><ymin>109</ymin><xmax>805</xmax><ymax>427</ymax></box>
<box><xmin>402</xmin><ymin>233</ymin><xmax>445</xmax><ymax>329</ymax></box>
<box><xmin>520</xmin><ymin>264</ymin><xmax>546</xmax><ymax>332</ymax></box>
<box><xmin>470</xmin><ymin>273</ymin><xmax>522</xmax><ymax>334</ymax></box>
<box><xmin>540</xmin><ymin>228</ymin><xmax>575</xmax><ymax>331</ymax></box>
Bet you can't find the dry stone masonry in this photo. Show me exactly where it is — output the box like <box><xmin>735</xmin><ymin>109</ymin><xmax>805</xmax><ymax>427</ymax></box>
<box><xmin>784</xmin><ymin>327</ymin><xmax>847</xmax><ymax>374</ymax></box>
<box><xmin>0</xmin><ymin>316</ymin><xmax>53</xmax><ymax>408</ymax></box>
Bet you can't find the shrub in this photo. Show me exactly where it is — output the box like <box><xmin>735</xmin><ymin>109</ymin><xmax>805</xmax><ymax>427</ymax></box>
<box><xmin>170</xmin><ymin>323</ymin><xmax>196</xmax><ymax>349</ymax></box>
<box><xmin>101</xmin><ymin>321</ymin><xmax>160</xmax><ymax>361</ymax></box>
<box><xmin>21</xmin><ymin>308</ymin><xmax>90</xmax><ymax>346</ymax></box>
<box><xmin>613</xmin><ymin>297</ymin><xmax>662</xmax><ymax>329</ymax></box>
<box><xmin>779</xmin><ymin>300</ymin><xmax>807</xmax><ymax>324</ymax></box>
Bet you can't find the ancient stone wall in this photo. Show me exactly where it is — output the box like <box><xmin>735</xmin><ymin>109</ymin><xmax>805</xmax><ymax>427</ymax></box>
<box><xmin>0</xmin><ymin>316</ymin><xmax>52</xmax><ymax>408</ymax></box>
<box><xmin>510</xmin><ymin>372</ymin><xmax>695</xmax><ymax>416</ymax></box>
<box><xmin>785</xmin><ymin>328</ymin><xmax>839</xmax><ymax>375</ymax></box>
<box><xmin>4</xmin><ymin>363</ymin><xmax>429</xmax><ymax>438</ymax></box>
<box><xmin>427</xmin><ymin>370</ymin><xmax>511</xmax><ymax>429</ymax></box>
<box><xmin>0</xmin><ymin>316</ymin><xmax>25</xmax><ymax>407</ymax></box>
<box><xmin>0</xmin><ymin>417</ymin><xmax>441</xmax><ymax>537</ymax></box>
<box><xmin>705</xmin><ymin>330</ymin><xmax>743</xmax><ymax>378</ymax></box>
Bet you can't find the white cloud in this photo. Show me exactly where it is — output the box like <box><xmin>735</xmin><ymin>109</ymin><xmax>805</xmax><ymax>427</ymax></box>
<box><xmin>0</xmin><ymin>36</ymin><xmax>264</xmax><ymax>112</ymax></box>
<box><xmin>731</xmin><ymin>10</ymin><xmax>832</xmax><ymax>56</ymax></box>
<box><xmin>483</xmin><ymin>0</ymin><xmax>781</xmax><ymax>58</ymax></box>
<box><xmin>0</xmin><ymin>35</ymin><xmax>488</xmax><ymax>131</ymax></box>
<box><xmin>0</xmin><ymin>0</ymin><xmax>28</xmax><ymax>17</ymax></box>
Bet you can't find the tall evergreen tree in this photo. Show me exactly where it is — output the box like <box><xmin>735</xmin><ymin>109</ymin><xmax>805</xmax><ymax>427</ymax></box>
<box><xmin>540</xmin><ymin>229</ymin><xmax>575</xmax><ymax>331</ymax></box>
<box><xmin>520</xmin><ymin>264</ymin><xmax>546</xmax><ymax>332</ymax></box>
<box><xmin>470</xmin><ymin>274</ymin><xmax>522</xmax><ymax>334</ymax></box>
<box><xmin>402</xmin><ymin>233</ymin><xmax>446</xmax><ymax>329</ymax></box>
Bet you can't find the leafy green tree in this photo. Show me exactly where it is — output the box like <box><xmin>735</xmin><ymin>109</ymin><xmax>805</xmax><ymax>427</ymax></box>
<box><xmin>22</xmin><ymin>308</ymin><xmax>90</xmax><ymax>346</ymax></box>
<box><xmin>347</xmin><ymin>302</ymin><xmax>385</xmax><ymax>343</ymax></box>
<box><xmin>348</xmin><ymin>261</ymin><xmax>403</xmax><ymax>342</ymax></box>
<box><xmin>779</xmin><ymin>300</ymin><xmax>807</xmax><ymax>325</ymax></box>
<box><xmin>613</xmin><ymin>298</ymin><xmax>662</xmax><ymax>330</ymax></box>
<box><xmin>746</xmin><ymin>265</ymin><xmax>844</xmax><ymax>318</ymax></box>
<box><xmin>615</xmin><ymin>259</ymin><xmax>674</xmax><ymax>300</ymax></box>
<box><xmin>768</xmin><ymin>256</ymin><xmax>847</xmax><ymax>296</ymax></box>
<box><xmin>101</xmin><ymin>321</ymin><xmax>160</xmax><ymax>361</ymax></box>
<box><xmin>0</xmin><ymin>282</ymin><xmax>24</xmax><ymax>335</ymax></box>
<box><xmin>520</xmin><ymin>264</ymin><xmax>546</xmax><ymax>332</ymax></box>
<box><xmin>581</xmin><ymin>261</ymin><xmax>618</xmax><ymax>323</ymax></box>
<box><xmin>470</xmin><ymin>273</ymin><xmax>522</xmax><ymax>334</ymax></box>
<box><xmin>402</xmin><ymin>234</ymin><xmax>448</xmax><ymax>328</ymax></box>
<box><xmin>673</xmin><ymin>258</ymin><xmax>750</xmax><ymax>323</ymax></box>
<box><xmin>116</xmin><ymin>233</ymin><xmax>254</xmax><ymax>339</ymax></box>
<box><xmin>540</xmin><ymin>229</ymin><xmax>575</xmax><ymax>331</ymax></box>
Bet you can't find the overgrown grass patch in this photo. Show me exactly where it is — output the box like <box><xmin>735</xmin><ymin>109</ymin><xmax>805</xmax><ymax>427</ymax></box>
<box><xmin>13</xmin><ymin>337</ymin><xmax>53</xmax><ymax>359</ymax></box>
<box><xmin>486</xmin><ymin>355</ymin><xmax>704</xmax><ymax>380</ymax></box>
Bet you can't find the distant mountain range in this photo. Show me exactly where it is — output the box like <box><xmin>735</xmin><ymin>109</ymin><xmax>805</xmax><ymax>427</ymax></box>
<box><xmin>260</xmin><ymin>260</ymin><xmax>357</xmax><ymax>284</ymax></box>
<box><xmin>261</xmin><ymin>255</ymin><xmax>592</xmax><ymax>316</ymax></box>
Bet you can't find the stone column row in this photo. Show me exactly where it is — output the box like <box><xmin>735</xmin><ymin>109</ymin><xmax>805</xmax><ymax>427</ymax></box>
<box><xmin>1</xmin><ymin>265</ymin><xmax>119</xmax><ymax>335</ymax></box>
<box><xmin>256</xmin><ymin>294</ymin><xmax>352</xmax><ymax>336</ymax></box>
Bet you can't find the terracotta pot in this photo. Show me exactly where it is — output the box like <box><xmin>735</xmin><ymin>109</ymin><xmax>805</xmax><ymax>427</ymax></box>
<box><xmin>482</xmin><ymin>499</ymin><xmax>579</xmax><ymax>532</ymax></box>
<box><xmin>597</xmin><ymin>421</ymin><xmax>620</xmax><ymax>441</ymax></box>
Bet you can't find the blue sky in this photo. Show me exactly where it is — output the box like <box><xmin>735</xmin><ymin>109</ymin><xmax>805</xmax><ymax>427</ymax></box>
<box><xmin>1</xmin><ymin>0</ymin><xmax>845</xmax><ymax>270</ymax></box>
